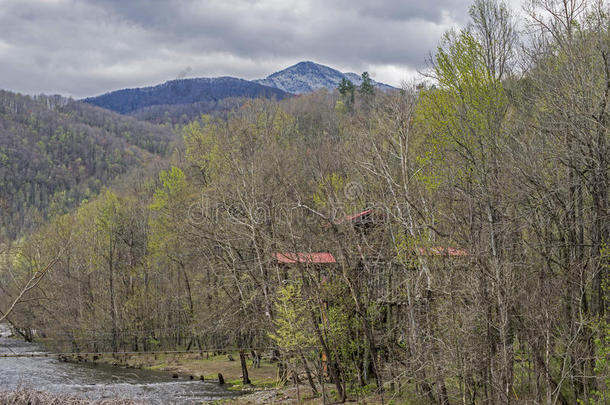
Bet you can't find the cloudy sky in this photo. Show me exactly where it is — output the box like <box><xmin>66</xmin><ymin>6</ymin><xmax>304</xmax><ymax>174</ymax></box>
<box><xmin>0</xmin><ymin>0</ymin><xmax>523</xmax><ymax>98</ymax></box>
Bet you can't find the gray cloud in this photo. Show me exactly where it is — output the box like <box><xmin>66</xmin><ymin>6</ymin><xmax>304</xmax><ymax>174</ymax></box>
<box><xmin>0</xmin><ymin>0</ymin><xmax>523</xmax><ymax>98</ymax></box>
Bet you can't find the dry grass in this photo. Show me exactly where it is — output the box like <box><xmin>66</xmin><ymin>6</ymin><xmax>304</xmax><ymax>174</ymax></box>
<box><xmin>0</xmin><ymin>389</ymin><xmax>142</xmax><ymax>405</ymax></box>
<box><xmin>97</xmin><ymin>352</ymin><xmax>278</xmax><ymax>386</ymax></box>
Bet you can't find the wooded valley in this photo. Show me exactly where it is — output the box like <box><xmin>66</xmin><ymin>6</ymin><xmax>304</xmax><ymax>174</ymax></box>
<box><xmin>0</xmin><ymin>0</ymin><xmax>608</xmax><ymax>404</ymax></box>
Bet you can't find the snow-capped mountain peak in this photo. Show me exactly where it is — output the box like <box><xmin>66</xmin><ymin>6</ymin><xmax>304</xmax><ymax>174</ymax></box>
<box><xmin>254</xmin><ymin>61</ymin><xmax>395</xmax><ymax>94</ymax></box>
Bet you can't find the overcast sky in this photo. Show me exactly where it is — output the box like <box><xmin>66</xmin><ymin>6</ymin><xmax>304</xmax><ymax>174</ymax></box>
<box><xmin>0</xmin><ymin>0</ymin><xmax>524</xmax><ymax>98</ymax></box>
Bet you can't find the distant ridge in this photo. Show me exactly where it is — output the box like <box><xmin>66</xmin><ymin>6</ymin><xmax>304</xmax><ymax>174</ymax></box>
<box><xmin>81</xmin><ymin>61</ymin><xmax>396</xmax><ymax>119</ymax></box>
<box><xmin>83</xmin><ymin>77</ymin><xmax>291</xmax><ymax>114</ymax></box>
<box><xmin>254</xmin><ymin>61</ymin><xmax>395</xmax><ymax>94</ymax></box>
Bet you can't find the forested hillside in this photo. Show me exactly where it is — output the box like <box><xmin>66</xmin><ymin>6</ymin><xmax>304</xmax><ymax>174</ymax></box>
<box><xmin>1</xmin><ymin>1</ymin><xmax>608</xmax><ymax>404</ymax></box>
<box><xmin>83</xmin><ymin>77</ymin><xmax>291</xmax><ymax>117</ymax></box>
<box><xmin>0</xmin><ymin>91</ymin><xmax>175</xmax><ymax>239</ymax></box>
<box><xmin>127</xmin><ymin>97</ymin><xmax>254</xmax><ymax>125</ymax></box>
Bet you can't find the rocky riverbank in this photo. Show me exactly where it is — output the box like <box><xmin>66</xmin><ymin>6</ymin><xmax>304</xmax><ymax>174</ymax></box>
<box><xmin>0</xmin><ymin>389</ymin><xmax>142</xmax><ymax>404</ymax></box>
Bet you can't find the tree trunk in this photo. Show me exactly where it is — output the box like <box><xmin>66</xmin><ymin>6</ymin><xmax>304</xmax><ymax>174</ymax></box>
<box><xmin>239</xmin><ymin>350</ymin><xmax>251</xmax><ymax>385</ymax></box>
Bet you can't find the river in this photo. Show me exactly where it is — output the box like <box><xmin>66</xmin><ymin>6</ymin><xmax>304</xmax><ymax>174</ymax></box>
<box><xmin>0</xmin><ymin>324</ymin><xmax>239</xmax><ymax>404</ymax></box>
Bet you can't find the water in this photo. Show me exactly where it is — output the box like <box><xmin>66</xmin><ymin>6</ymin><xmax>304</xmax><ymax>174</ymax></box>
<box><xmin>0</xmin><ymin>325</ymin><xmax>239</xmax><ymax>404</ymax></box>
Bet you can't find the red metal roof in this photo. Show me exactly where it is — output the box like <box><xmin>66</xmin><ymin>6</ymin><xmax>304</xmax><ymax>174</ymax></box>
<box><xmin>417</xmin><ymin>247</ymin><xmax>468</xmax><ymax>257</ymax></box>
<box><xmin>274</xmin><ymin>252</ymin><xmax>337</xmax><ymax>264</ymax></box>
<box><xmin>343</xmin><ymin>209</ymin><xmax>373</xmax><ymax>222</ymax></box>
<box><xmin>330</xmin><ymin>209</ymin><xmax>374</xmax><ymax>225</ymax></box>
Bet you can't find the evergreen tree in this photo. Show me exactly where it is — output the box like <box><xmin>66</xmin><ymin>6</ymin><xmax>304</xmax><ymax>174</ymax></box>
<box><xmin>337</xmin><ymin>77</ymin><xmax>355</xmax><ymax>110</ymax></box>
<box><xmin>358</xmin><ymin>72</ymin><xmax>374</xmax><ymax>97</ymax></box>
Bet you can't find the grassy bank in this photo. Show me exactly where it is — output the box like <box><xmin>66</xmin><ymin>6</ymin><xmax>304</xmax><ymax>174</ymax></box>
<box><xmin>88</xmin><ymin>351</ymin><xmax>278</xmax><ymax>387</ymax></box>
<box><xmin>59</xmin><ymin>351</ymin><xmax>393</xmax><ymax>404</ymax></box>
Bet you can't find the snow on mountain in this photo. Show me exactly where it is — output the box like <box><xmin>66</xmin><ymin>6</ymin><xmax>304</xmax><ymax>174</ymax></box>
<box><xmin>254</xmin><ymin>61</ymin><xmax>396</xmax><ymax>94</ymax></box>
<box><xmin>82</xmin><ymin>61</ymin><xmax>397</xmax><ymax>117</ymax></box>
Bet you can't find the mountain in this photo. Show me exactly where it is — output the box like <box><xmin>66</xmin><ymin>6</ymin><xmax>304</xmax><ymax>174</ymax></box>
<box><xmin>0</xmin><ymin>90</ymin><xmax>174</xmax><ymax>239</ymax></box>
<box><xmin>83</xmin><ymin>77</ymin><xmax>291</xmax><ymax>115</ymax></box>
<box><xmin>81</xmin><ymin>62</ymin><xmax>395</xmax><ymax>122</ymax></box>
<box><xmin>254</xmin><ymin>61</ymin><xmax>396</xmax><ymax>94</ymax></box>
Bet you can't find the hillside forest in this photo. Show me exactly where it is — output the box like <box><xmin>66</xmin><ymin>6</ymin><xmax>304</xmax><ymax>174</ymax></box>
<box><xmin>0</xmin><ymin>0</ymin><xmax>608</xmax><ymax>404</ymax></box>
<box><xmin>0</xmin><ymin>92</ymin><xmax>175</xmax><ymax>239</ymax></box>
